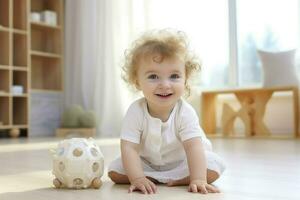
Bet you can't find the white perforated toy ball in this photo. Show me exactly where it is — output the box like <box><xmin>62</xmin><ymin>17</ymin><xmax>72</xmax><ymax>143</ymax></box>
<box><xmin>51</xmin><ymin>137</ymin><xmax>104</xmax><ymax>189</ymax></box>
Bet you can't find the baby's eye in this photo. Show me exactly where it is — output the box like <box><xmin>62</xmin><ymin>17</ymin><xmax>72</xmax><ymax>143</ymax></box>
<box><xmin>147</xmin><ymin>74</ymin><xmax>159</xmax><ymax>79</ymax></box>
<box><xmin>170</xmin><ymin>74</ymin><xmax>180</xmax><ymax>79</ymax></box>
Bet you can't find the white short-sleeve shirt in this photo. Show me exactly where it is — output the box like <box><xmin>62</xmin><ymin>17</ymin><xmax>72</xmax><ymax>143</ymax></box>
<box><xmin>120</xmin><ymin>98</ymin><xmax>212</xmax><ymax>168</ymax></box>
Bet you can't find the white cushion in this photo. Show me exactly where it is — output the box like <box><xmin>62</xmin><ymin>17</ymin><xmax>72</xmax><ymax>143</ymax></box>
<box><xmin>257</xmin><ymin>49</ymin><xmax>299</xmax><ymax>87</ymax></box>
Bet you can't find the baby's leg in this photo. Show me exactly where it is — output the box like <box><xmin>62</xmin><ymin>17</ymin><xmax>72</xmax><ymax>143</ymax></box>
<box><xmin>108</xmin><ymin>171</ymin><xmax>130</xmax><ymax>184</ymax></box>
<box><xmin>167</xmin><ymin>169</ymin><xmax>219</xmax><ymax>186</ymax></box>
<box><xmin>108</xmin><ymin>171</ymin><xmax>160</xmax><ymax>184</ymax></box>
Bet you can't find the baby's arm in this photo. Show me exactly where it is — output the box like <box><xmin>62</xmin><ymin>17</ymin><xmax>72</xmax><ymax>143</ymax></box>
<box><xmin>183</xmin><ymin>137</ymin><xmax>219</xmax><ymax>194</ymax></box>
<box><xmin>121</xmin><ymin>139</ymin><xmax>157</xmax><ymax>194</ymax></box>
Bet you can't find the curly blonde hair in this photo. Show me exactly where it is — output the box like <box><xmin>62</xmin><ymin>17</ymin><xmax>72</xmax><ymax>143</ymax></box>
<box><xmin>122</xmin><ymin>29</ymin><xmax>201</xmax><ymax>95</ymax></box>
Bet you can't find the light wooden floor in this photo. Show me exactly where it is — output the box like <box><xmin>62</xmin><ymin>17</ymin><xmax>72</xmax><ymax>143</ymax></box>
<box><xmin>0</xmin><ymin>137</ymin><xmax>299</xmax><ymax>200</ymax></box>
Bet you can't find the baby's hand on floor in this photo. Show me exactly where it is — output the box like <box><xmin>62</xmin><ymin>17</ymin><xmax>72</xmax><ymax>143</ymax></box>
<box><xmin>128</xmin><ymin>177</ymin><xmax>157</xmax><ymax>194</ymax></box>
<box><xmin>189</xmin><ymin>179</ymin><xmax>220</xmax><ymax>194</ymax></box>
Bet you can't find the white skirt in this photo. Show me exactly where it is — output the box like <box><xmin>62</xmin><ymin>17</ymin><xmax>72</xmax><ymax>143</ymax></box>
<box><xmin>108</xmin><ymin>151</ymin><xmax>226</xmax><ymax>183</ymax></box>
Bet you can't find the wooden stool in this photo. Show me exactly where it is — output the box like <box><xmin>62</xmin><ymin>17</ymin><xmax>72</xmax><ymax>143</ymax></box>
<box><xmin>201</xmin><ymin>86</ymin><xmax>299</xmax><ymax>138</ymax></box>
<box><xmin>221</xmin><ymin>91</ymin><xmax>274</xmax><ymax>137</ymax></box>
<box><xmin>221</xmin><ymin>103</ymin><xmax>252</xmax><ymax>136</ymax></box>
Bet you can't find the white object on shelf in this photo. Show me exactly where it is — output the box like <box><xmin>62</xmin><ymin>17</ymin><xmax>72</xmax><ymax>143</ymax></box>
<box><xmin>51</xmin><ymin>138</ymin><xmax>104</xmax><ymax>189</ymax></box>
<box><xmin>41</xmin><ymin>10</ymin><xmax>57</xmax><ymax>26</ymax></box>
<box><xmin>12</xmin><ymin>85</ymin><xmax>23</xmax><ymax>95</ymax></box>
<box><xmin>30</xmin><ymin>12</ymin><xmax>41</xmax><ymax>23</ymax></box>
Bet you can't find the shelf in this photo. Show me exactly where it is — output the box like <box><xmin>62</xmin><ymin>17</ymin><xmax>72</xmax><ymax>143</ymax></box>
<box><xmin>31</xmin><ymin>0</ymin><xmax>62</xmax><ymax>25</ymax></box>
<box><xmin>12</xmin><ymin>125</ymin><xmax>28</xmax><ymax>129</ymax></box>
<box><xmin>13</xmin><ymin>29</ymin><xmax>27</xmax><ymax>35</ymax></box>
<box><xmin>31</xmin><ymin>89</ymin><xmax>63</xmax><ymax>93</ymax></box>
<box><xmin>31</xmin><ymin>55</ymin><xmax>62</xmax><ymax>90</ymax></box>
<box><xmin>0</xmin><ymin>125</ymin><xmax>29</xmax><ymax>129</ymax></box>
<box><xmin>0</xmin><ymin>69</ymin><xmax>10</xmax><ymax>93</ymax></box>
<box><xmin>0</xmin><ymin>97</ymin><xmax>10</xmax><ymax>126</ymax></box>
<box><xmin>13</xmin><ymin>33</ymin><xmax>28</xmax><ymax>67</ymax></box>
<box><xmin>0</xmin><ymin>26</ymin><xmax>10</xmax><ymax>32</ymax></box>
<box><xmin>13</xmin><ymin>70</ymin><xmax>28</xmax><ymax>94</ymax></box>
<box><xmin>0</xmin><ymin>93</ymin><xmax>28</xmax><ymax>97</ymax></box>
<box><xmin>12</xmin><ymin>94</ymin><xmax>28</xmax><ymax>97</ymax></box>
<box><xmin>31</xmin><ymin>22</ymin><xmax>61</xmax><ymax>30</ymax></box>
<box><xmin>13</xmin><ymin>66</ymin><xmax>28</xmax><ymax>71</ymax></box>
<box><xmin>0</xmin><ymin>31</ymin><xmax>10</xmax><ymax>65</ymax></box>
<box><xmin>31</xmin><ymin>50</ymin><xmax>61</xmax><ymax>58</ymax></box>
<box><xmin>0</xmin><ymin>0</ymin><xmax>9</xmax><ymax>28</ymax></box>
<box><xmin>13</xmin><ymin>97</ymin><xmax>28</xmax><ymax>125</ymax></box>
<box><xmin>0</xmin><ymin>125</ymin><xmax>12</xmax><ymax>130</ymax></box>
<box><xmin>13</xmin><ymin>0</ymin><xmax>28</xmax><ymax>30</ymax></box>
<box><xmin>0</xmin><ymin>65</ymin><xmax>10</xmax><ymax>70</ymax></box>
<box><xmin>31</xmin><ymin>25</ymin><xmax>61</xmax><ymax>54</ymax></box>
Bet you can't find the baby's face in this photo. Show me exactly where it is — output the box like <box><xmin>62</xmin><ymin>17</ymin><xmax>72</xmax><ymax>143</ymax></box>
<box><xmin>137</xmin><ymin>56</ymin><xmax>185</xmax><ymax>111</ymax></box>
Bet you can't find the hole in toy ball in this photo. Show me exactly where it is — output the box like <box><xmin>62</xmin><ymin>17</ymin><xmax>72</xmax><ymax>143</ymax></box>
<box><xmin>59</xmin><ymin>162</ymin><xmax>65</xmax><ymax>171</ymax></box>
<box><xmin>92</xmin><ymin>162</ymin><xmax>99</xmax><ymax>172</ymax></box>
<box><xmin>73</xmin><ymin>178</ymin><xmax>83</xmax><ymax>186</ymax></box>
<box><xmin>91</xmin><ymin>148</ymin><xmax>98</xmax><ymax>157</ymax></box>
<box><xmin>73</xmin><ymin>148</ymin><xmax>83</xmax><ymax>157</ymax></box>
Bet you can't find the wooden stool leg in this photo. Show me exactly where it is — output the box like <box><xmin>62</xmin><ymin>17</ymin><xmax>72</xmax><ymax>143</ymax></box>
<box><xmin>237</xmin><ymin>103</ymin><xmax>252</xmax><ymax>136</ymax></box>
<box><xmin>293</xmin><ymin>88</ymin><xmax>299</xmax><ymax>137</ymax></box>
<box><xmin>235</xmin><ymin>93</ymin><xmax>255</xmax><ymax>136</ymax></box>
<box><xmin>222</xmin><ymin>103</ymin><xmax>236</xmax><ymax>136</ymax></box>
<box><xmin>253</xmin><ymin>92</ymin><xmax>273</xmax><ymax>136</ymax></box>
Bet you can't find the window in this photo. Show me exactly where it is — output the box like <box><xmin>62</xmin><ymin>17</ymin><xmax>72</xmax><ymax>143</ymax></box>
<box><xmin>237</xmin><ymin>0</ymin><xmax>299</xmax><ymax>86</ymax></box>
<box><xmin>145</xmin><ymin>0</ymin><xmax>229</xmax><ymax>88</ymax></box>
<box><xmin>129</xmin><ymin>0</ymin><xmax>299</xmax><ymax>88</ymax></box>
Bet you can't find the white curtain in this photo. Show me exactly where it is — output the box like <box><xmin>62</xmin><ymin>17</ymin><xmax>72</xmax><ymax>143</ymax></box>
<box><xmin>64</xmin><ymin>0</ymin><xmax>208</xmax><ymax>137</ymax></box>
<box><xmin>65</xmin><ymin>0</ymin><xmax>144</xmax><ymax>136</ymax></box>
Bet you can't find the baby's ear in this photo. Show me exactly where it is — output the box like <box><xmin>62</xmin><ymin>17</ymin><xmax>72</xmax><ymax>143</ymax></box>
<box><xmin>135</xmin><ymin>80</ymin><xmax>141</xmax><ymax>90</ymax></box>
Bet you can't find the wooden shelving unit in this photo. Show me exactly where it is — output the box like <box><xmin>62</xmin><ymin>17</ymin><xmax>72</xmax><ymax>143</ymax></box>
<box><xmin>0</xmin><ymin>0</ymin><xmax>64</xmax><ymax>137</ymax></box>
<box><xmin>30</xmin><ymin>0</ymin><xmax>64</xmax><ymax>91</ymax></box>
<box><xmin>0</xmin><ymin>0</ymin><xmax>29</xmax><ymax>137</ymax></box>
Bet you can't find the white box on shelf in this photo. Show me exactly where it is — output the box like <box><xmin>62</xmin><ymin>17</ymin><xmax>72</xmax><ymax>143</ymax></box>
<box><xmin>41</xmin><ymin>10</ymin><xmax>57</xmax><ymax>26</ymax></box>
<box><xmin>12</xmin><ymin>85</ymin><xmax>23</xmax><ymax>95</ymax></box>
<box><xmin>30</xmin><ymin>12</ymin><xmax>41</xmax><ymax>23</ymax></box>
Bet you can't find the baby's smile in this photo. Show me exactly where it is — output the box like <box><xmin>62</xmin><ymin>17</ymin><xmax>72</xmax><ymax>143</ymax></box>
<box><xmin>155</xmin><ymin>93</ymin><xmax>173</xmax><ymax>98</ymax></box>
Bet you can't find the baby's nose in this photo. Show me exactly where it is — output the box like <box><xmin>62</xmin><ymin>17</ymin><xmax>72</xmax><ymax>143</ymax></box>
<box><xmin>159</xmin><ymin>80</ymin><xmax>171</xmax><ymax>88</ymax></box>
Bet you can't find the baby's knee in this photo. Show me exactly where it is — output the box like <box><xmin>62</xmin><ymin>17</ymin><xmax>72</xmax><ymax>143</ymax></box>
<box><xmin>108</xmin><ymin>171</ymin><xmax>129</xmax><ymax>184</ymax></box>
<box><xmin>207</xmin><ymin>169</ymin><xmax>220</xmax><ymax>184</ymax></box>
<box><xmin>108</xmin><ymin>171</ymin><xmax>118</xmax><ymax>183</ymax></box>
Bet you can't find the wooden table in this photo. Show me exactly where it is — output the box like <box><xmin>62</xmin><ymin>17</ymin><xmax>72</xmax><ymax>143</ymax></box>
<box><xmin>201</xmin><ymin>86</ymin><xmax>299</xmax><ymax>138</ymax></box>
